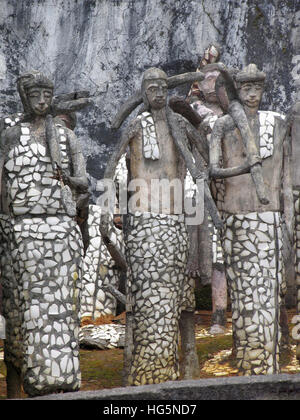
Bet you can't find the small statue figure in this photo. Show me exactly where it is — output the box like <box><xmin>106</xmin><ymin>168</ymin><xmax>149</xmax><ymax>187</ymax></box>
<box><xmin>0</xmin><ymin>71</ymin><xmax>89</xmax><ymax>397</ymax></box>
<box><xmin>171</xmin><ymin>44</ymin><xmax>228</xmax><ymax>335</ymax></box>
<box><xmin>210</xmin><ymin>63</ymin><xmax>292</xmax><ymax>375</ymax></box>
<box><xmin>81</xmin><ymin>202</ymin><xmax>126</xmax><ymax>320</ymax></box>
<box><xmin>101</xmin><ymin>67</ymin><xmax>221</xmax><ymax>385</ymax></box>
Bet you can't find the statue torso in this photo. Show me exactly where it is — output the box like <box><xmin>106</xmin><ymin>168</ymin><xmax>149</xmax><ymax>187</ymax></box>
<box><xmin>221</xmin><ymin>111</ymin><xmax>286</xmax><ymax>214</ymax></box>
<box><xmin>128</xmin><ymin>111</ymin><xmax>185</xmax><ymax>214</ymax></box>
<box><xmin>2</xmin><ymin>122</ymin><xmax>71</xmax><ymax>217</ymax></box>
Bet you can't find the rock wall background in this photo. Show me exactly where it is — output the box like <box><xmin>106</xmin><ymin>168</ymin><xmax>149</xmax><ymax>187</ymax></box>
<box><xmin>0</xmin><ymin>0</ymin><xmax>299</xmax><ymax>201</ymax></box>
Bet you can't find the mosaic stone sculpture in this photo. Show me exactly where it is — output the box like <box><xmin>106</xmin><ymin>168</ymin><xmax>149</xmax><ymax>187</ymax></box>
<box><xmin>210</xmin><ymin>63</ymin><xmax>292</xmax><ymax>375</ymax></box>
<box><xmin>182</xmin><ymin>44</ymin><xmax>228</xmax><ymax>334</ymax></box>
<box><xmin>81</xmin><ymin>204</ymin><xmax>125</xmax><ymax>319</ymax></box>
<box><xmin>0</xmin><ymin>71</ymin><xmax>88</xmax><ymax>397</ymax></box>
<box><xmin>101</xmin><ymin>67</ymin><xmax>222</xmax><ymax>385</ymax></box>
<box><xmin>285</xmin><ymin>99</ymin><xmax>300</xmax><ymax>358</ymax></box>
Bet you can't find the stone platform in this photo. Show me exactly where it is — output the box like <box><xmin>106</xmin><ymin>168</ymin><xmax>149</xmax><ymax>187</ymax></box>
<box><xmin>28</xmin><ymin>373</ymin><xmax>300</xmax><ymax>400</ymax></box>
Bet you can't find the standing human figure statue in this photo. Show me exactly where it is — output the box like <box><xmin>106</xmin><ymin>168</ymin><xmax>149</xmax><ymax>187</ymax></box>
<box><xmin>210</xmin><ymin>63</ymin><xmax>292</xmax><ymax>375</ymax></box>
<box><xmin>188</xmin><ymin>44</ymin><xmax>228</xmax><ymax>334</ymax></box>
<box><xmin>284</xmin><ymin>98</ymin><xmax>300</xmax><ymax>358</ymax></box>
<box><xmin>100</xmin><ymin>67</ymin><xmax>221</xmax><ymax>385</ymax></box>
<box><xmin>0</xmin><ymin>71</ymin><xmax>89</xmax><ymax>397</ymax></box>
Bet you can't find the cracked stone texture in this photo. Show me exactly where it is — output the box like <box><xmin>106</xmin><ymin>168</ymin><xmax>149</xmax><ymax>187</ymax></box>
<box><xmin>0</xmin><ymin>0</ymin><xmax>298</xmax><ymax>200</ymax></box>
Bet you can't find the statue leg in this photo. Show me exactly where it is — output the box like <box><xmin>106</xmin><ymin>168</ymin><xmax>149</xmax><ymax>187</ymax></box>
<box><xmin>5</xmin><ymin>361</ymin><xmax>22</xmax><ymax>399</ymax></box>
<box><xmin>179</xmin><ymin>310</ymin><xmax>199</xmax><ymax>379</ymax></box>
<box><xmin>122</xmin><ymin>311</ymin><xmax>134</xmax><ymax>386</ymax></box>
<box><xmin>279</xmin><ymin>299</ymin><xmax>290</xmax><ymax>352</ymax></box>
<box><xmin>210</xmin><ymin>267</ymin><xmax>227</xmax><ymax>334</ymax></box>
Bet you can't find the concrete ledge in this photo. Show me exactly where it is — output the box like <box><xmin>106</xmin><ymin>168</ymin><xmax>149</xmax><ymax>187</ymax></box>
<box><xmin>29</xmin><ymin>373</ymin><xmax>300</xmax><ymax>400</ymax></box>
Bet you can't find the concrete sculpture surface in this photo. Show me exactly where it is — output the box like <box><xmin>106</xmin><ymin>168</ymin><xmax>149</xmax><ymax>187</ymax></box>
<box><xmin>210</xmin><ymin>63</ymin><xmax>292</xmax><ymax>375</ymax></box>
<box><xmin>0</xmin><ymin>71</ymin><xmax>88</xmax><ymax>397</ymax></box>
<box><xmin>172</xmin><ymin>44</ymin><xmax>228</xmax><ymax>334</ymax></box>
<box><xmin>100</xmin><ymin>67</ymin><xmax>222</xmax><ymax>385</ymax></box>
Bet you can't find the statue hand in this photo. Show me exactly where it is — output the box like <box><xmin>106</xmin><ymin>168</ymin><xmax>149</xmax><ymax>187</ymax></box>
<box><xmin>57</xmin><ymin>168</ymin><xmax>70</xmax><ymax>185</ymax></box>
<box><xmin>216</xmin><ymin>62</ymin><xmax>227</xmax><ymax>73</ymax></box>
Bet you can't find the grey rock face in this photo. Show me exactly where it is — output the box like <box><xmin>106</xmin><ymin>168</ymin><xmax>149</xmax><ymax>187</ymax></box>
<box><xmin>0</xmin><ymin>1</ymin><xmax>298</xmax><ymax>200</ymax></box>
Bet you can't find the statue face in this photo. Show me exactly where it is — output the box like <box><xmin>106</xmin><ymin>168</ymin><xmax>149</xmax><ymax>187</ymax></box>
<box><xmin>27</xmin><ymin>86</ymin><xmax>53</xmax><ymax>116</ymax></box>
<box><xmin>144</xmin><ymin>79</ymin><xmax>168</xmax><ymax>110</ymax></box>
<box><xmin>238</xmin><ymin>82</ymin><xmax>264</xmax><ymax>110</ymax></box>
<box><xmin>199</xmin><ymin>70</ymin><xmax>220</xmax><ymax>103</ymax></box>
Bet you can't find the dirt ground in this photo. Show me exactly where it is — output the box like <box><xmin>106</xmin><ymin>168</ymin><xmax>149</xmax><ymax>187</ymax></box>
<box><xmin>0</xmin><ymin>309</ymin><xmax>298</xmax><ymax>399</ymax></box>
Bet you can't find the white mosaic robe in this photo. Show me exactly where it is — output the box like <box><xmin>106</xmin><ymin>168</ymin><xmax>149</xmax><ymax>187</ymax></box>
<box><xmin>115</xmin><ymin>113</ymin><xmax>196</xmax><ymax>384</ymax></box>
<box><xmin>220</xmin><ymin>111</ymin><xmax>287</xmax><ymax>375</ymax></box>
<box><xmin>125</xmin><ymin>212</ymin><xmax>189</xmax><ymax>385</ymax></box>
<box><xmin>0</xmin><ymin>122</ymin><xmax>84</xmax><ymax>396</ymax></box>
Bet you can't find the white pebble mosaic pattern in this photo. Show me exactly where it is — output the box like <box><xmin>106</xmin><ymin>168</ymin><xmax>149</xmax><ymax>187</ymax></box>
<box><xmin>258</xmin><ymin>111</ymin><xmax>285</xmax><ymax>159</ymax></box>
<box><xmin>125</xmin><ymin>212</ymin><xmax>190</xmax><ymax>385</ymax></box>
<box><xmin>81</xmin><ymin>205</ymin><xmax>125</xmax><ymax>319</ymax></box>
<box><xmin>79</xmin><ymin>324</ymin><xmax>125</xmax><ymax>350</ymax></box>
<box><xmin>294</xmin><ymin>189</ymin><xmax>300</xmax><ymax>314</ymax></box>
<box><xmin>0</xmin><ymin>122</ymin><xmax>84</xmax><ymax>396</ymax></box>
<box><xmin>223</xmin><ymin>211</ymin><xmax>285</xmax><ymax>375</ymax></box>
<box><xmin>137</xmin><ymin>112</ymin><xmax>160</xmax><ymax>160</ymax></box>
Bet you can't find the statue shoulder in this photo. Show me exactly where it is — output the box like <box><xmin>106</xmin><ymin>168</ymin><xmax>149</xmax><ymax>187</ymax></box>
<box><xmin>168</xmin><ymin>109</ymin><xmax>191</xmax><ymax>131</ymax></box>
<box><xmin>258</xmin><ymin>109</ymin><xmax>285</xmax><ymax>120</ymax></box>
<box><xmin>1</xmin><ymin>124</ymin><xmax>22</xmax><ymax>143</ymax></box>
<box><xmin>125</xmin><ymin>117</ymin><xmax>141</xmax><ymax>139</ymax></box>
<box><xmin>290</xmin><ymin>101</ymin><xmax>300</xmax><ymax>117</ymax></box>
<box><xmin>0</xmin><ymin>124</ymin><xmax>22</xmax><ymax>157</ymax></box>
<box><xmin>3</xmin><ymin>123</ymin><xmax>22</xmax><ymax>137</ymax></box>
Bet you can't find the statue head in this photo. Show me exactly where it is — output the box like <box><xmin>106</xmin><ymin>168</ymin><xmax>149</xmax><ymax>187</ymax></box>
<box><xmin>17</xmin><ymin>71</ymin><xmax>54</xmax><ymax>117</ymax></box>
<box><xmin>199</xmin><ymin>69</ymin><xmax>220</xmax><ymax>104</ymax></box>
<box><xmin>189</xmin><ymin>43</ymin><xmax>221</xmax><ymax>104</ymax></box>
<box><xmin>141</xmin><ymin>67</ymin><xmax>168</xmax><ymax>110</ymax></box>
<box><xmin>234</xmin><ymin>64</ymin><xmax>265</xmax><ymax>110</ymax></box>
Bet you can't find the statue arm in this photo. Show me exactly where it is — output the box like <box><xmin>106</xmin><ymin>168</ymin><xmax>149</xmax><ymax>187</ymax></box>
<box><xmin>104</xmin><ymin>120</ymin><xmax>137</xmax><ymax>179</ymax></box>
<box><xmin>0</xmin><ymin>126</ymin><xmax>20</xmax><ymax>200</ymax></box>
<box><xmin>210</xmin><ymin>116</ymin><xmax>224</xmax><ymax>170</ymax></box>
<box><xmin>166</xmin><ymin>109</ymin><xmax>222</xmax><ymax>229</ymax></box>
<box><xmin>184</xmin><ymin>118</ymin><xmax>209</xmax><ymax>163</ymax></box>
<box><xmin>282</xmin><ymin>125</ymin><xmax>294</xmax><ymax>243</ymax></box>
<box><xmin>52</xmin><ymin>91</ymin><xmax>92</xmax><ymax>115</ymax></box>
<box><xmin>209</xmin><ymin>116</ymin><xmax>251</xmax><ymax>179</ymax></box>
<box><xmin>66</xmin><ymin>130</ymin><xmax>89</xmax><ymax>192</ymax></box>
<box><xmin>285</xmin><ymin>101</ymin><xmax>300</xmax><ymax>137</ymax></box>
<box><xmin>99</xmin><ymin>122</ymin><xmax>136</xmax><ymax>271</ymax></box>
<box><xmin>100</xmin><ymin>120</ymin><xmax>136</xmax><ymax>236</ymax></box>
